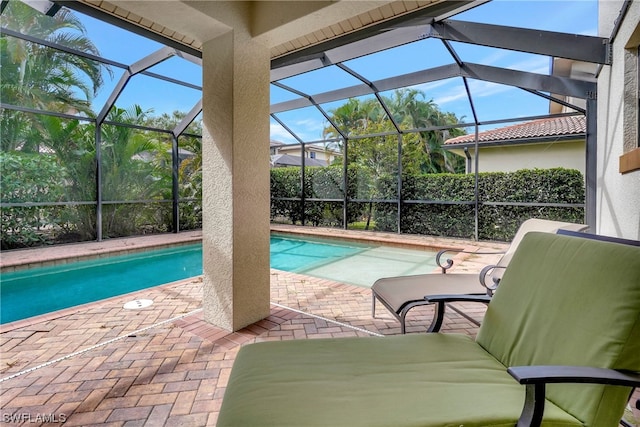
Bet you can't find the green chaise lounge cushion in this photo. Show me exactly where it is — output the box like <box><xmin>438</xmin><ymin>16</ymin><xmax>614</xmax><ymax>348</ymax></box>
<box><xmin>218</xmin><ymin>333</ymin><xmax>581</xmax><ymax>427</ymax></box>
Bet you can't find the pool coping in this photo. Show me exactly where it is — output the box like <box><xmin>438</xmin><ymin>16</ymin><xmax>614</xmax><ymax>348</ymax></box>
<box><xmin>0</xmin><ymin>231</ymin><xmax>203</xmax><ymax>273</ymax></box>
<box><xmin>1</xmin><ymin>226</ymin><xmax>494</xmax><ymax>273</ymax></box>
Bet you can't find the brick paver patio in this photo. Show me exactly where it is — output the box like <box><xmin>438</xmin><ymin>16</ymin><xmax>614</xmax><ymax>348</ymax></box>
<box><xmin>1</xmin><ymin>227</ymin><xmax>637</xmax><ymax>426</ymax></box>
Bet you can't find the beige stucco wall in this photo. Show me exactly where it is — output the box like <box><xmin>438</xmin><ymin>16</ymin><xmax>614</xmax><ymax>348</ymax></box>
<box><xmin>597</xmin><ymin>0</ymin><xmax>640</xmax><ymax>239</ymax></box>
<box><xmin>450</xmin><ymin>140</ymin><xmax>585</xmax><ymax>174</ymax></box>
<box><xmin>201</xmin><ymin>5</ymin><xmax>271</xmax><ymax>331</ymax></box>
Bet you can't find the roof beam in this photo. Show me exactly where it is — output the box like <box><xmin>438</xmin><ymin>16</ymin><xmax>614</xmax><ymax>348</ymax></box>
<box><xmin>461</xmin><ymin>63</ymin><xmax>596</xmax><ymax>99</ymax></box>
<box><xmin>271</xmin><ymin>7</ymin><xmax>609</xmax><ymax>82</ymax></box>
<box><xmin>271</xmin><ymin>25</ymin><xmax>433</xmax><ymax>81</ymax></box>
<box><xmin>97</xmin><ymin>46</ymin><xmax>176</xmax><ymax>124</ymax></box>
<box><xmin>429</xmin><ymin>20</ymin><xmax>610</xmax><ymax>65</ymax></box>
<box><xmin>172</xmin><ymin>99</ymin><xmax>202</xmax><ymax>138</ymax></box>
<box><xmin>271</xmin><ymin>62</ymin><xmax>595</xmax><ymax>114</ymax></box>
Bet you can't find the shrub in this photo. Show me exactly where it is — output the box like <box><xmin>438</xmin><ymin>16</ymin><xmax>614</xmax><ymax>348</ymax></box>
<box><xmin>0</xmin><ymin>152</ymin><xmax>68</xmax><ymax>248</ymax></box>
<box><xmin>271</xmin><ymin>166</ymin><xmax>585</xmax><ymax>242</ymax></box>
<box><xmin>270</xmin><ymin>165</ymin><xmax>365</xmax><ymax>226</ymax></box>
<box><xmin>383</xmin><ymin>168</ymin><xmax>585</xmax><ymax>241</ymax></box>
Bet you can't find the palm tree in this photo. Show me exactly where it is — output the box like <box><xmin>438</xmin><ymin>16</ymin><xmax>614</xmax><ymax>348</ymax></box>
<box><xmin>1</xmin><ymin>2</ymin><xmax>108</xmax><ymax>151</ymax></box>
<box><xmin>384</xmin><ymin>88</ymin><xmax>465</xmax><ymax>174</ymax></box>
<box><xmin>323</xmin><ymin>89</ymin><xmax>465</xmax><ymax>174</ymax></box>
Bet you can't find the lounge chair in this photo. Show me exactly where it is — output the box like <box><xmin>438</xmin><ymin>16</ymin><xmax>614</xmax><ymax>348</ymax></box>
<box><xmin>218</xmin><ymin>231</ymin><xmax>640</xmax><ymax>427</ymax></box>
<box><xmin>372</xmin><ymin>218</ymin><xmax>588</xmax><ymax>333</ymax></box>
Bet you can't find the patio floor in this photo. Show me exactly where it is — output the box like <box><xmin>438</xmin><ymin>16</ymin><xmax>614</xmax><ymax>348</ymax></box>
<box><xmin>1</xmin><ymin>227</ymin><xmax>638</xmax><ymax>426</ymax></box>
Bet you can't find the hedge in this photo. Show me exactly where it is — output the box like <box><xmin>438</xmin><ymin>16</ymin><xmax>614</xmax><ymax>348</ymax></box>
<box><xmin>271</xmin><ymin>167</ymin><xmax>585</xmax><ymax>241</ymax></box>
<box><xmin>1</xmin><ymin>152</ymin><xmax>68</xmax><ymax>249</ymax></box>
<box><xmin>270</xmin><ymin>165</ymin><xmax>365</xmax><ymax>227</ymax></box>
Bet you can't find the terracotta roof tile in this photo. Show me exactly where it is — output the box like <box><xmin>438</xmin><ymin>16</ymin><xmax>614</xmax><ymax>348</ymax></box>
<box><xmin>444</xmin><ymin>115</ymin><xmax>586</xmax><ymax>145</ymax></box>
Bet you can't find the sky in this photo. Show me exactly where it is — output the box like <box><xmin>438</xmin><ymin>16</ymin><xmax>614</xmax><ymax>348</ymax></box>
<box><xmin>71</xmin><ymin>0</ymin><xmax>599</xmax><ymax>144</ymax></box>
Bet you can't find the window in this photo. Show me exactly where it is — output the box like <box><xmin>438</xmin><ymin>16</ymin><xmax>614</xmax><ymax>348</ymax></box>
<box><xmin>310</xmin><ymin>151</ymin><xmax>316</xmax><ymax>159</ymax></box>
<box><xmin>619</xmin><ymin>34</ymin><xmax>640</xmax><ymax>173</ymax></box>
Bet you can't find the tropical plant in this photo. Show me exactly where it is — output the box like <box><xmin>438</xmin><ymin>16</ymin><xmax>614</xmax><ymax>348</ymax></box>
<box><xmin>0</xmin><ymin>151</ymin><xmax>68</xmax><ymax>248</ymax></box>
<box><xmin>323</xmin><ymin>89</ymin><xmax>466</xmax><ymax>175</ymax></box>
<box><xmin>142</xmin><ymin>111</ymin><xmax>203</xmax><ymax>230</ymax></box>
<box><xmin>99</xmin><ymin>105</ymin><xmax>172</xmax><ymax>237</ymax></box>
<box><xmin>322</xmin><ymin>89</ymin><xmax>466</xmax><ymax>228</ymax></box>
<box><xmin>31</xmin><ymin>105</ymin><xmax>172</xmax><ymax>240</ymax></box>
<box><xmin>0</xmin><ymin>4</ymin><xmax>205</xmax><ymax>244</ymax></box>
<box><xmin>1</xmin><ymin>1</ymin><xmax>109</xmax><ymax>151</ymax></box>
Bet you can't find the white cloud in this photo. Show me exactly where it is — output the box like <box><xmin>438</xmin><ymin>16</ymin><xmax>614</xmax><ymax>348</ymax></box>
<box><xmin>270</xmin><ymin>116</ymin><xmax>327</xmax><ymax>143</ymax></box>
<box><xmin>506</xmin><ymin>56</ymin><xmax>551</xmax><ymax>75</ymax></box>
<box><xmin>270</xmin><ymin>123</ymin><xmax>298</xmax><ymax>144</ymax></box>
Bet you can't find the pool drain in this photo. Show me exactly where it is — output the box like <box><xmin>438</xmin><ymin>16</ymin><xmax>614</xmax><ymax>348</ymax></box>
<box><xmin>123</xmin><ymin>299</ymin><xmax>154</xmax><ymax>310</ymax></box>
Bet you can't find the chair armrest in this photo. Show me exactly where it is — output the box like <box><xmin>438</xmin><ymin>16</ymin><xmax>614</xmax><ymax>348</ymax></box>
<box><xmin>423</xmin><ymin>294</ymin><xmax>491</xmax><ymax>332</ymax></box>
<box><xmin>508</xmin><ymin>365</ymin><xmax>640</xmax><ymax>386</ymax></box>
<box><xmin>425</xmin><ymin>294</ymin><xmax>492</xmax><ymax>304</ymax></box>
<box><xmin>478</xmin><ymin>264</ymin><xmax>506</xmax><ymax>296</ymax></box>
<box><xmin>507</xmin><ymin>366</ymin><xmax>640</xmax><ymax>427</ymax></box>
<box><xmin>436</xmin><ymin>248</ymin><xmax>506</xmax><ymax>273</ymax></box>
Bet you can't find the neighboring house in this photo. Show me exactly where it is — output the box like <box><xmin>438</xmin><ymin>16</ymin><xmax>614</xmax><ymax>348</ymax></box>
<box><xmin>270</xmin><ymin>154</ymin><xmax>327</xmax><ymax>167</ymax></box>
<box><xmin>269</xmin><ymin>140</ymin><xmax>341</xmax><ymax>167</ymax></box>
<box><xmin>443</xmin><ymin>115</ymin><xmax>586</xmax><ymax>174</ymax></box>
<box><xmin>269</xmin><ymin>140</ymin><xmax>284</xmax><ymax>155</ymax></box>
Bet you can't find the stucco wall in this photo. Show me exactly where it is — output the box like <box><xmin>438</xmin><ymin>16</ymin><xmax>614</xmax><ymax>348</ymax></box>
<box><xmin>451</xmin><ymin>140</ymin><xmax>585</xmax><ymax>174</ymax></box>
<box><xmin>597</xmin><ymin>1</ymin><xmax>640</xmax><ymax>239</ymax></box>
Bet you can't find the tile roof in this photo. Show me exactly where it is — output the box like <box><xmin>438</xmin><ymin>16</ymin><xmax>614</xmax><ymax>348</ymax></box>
<box><xmin>444</xmin><ymin>115</ymin><xmax>586</xmax><ymax>146</ymax></box>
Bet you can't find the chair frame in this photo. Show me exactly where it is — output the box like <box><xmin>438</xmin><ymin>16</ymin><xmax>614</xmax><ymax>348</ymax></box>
<box><xmin>372</xmin><ymin>219</ymin><xmax>588</xmax><ymax>333</ymax></box>
<box><xmin>371</xmin><ymin>248</ymin><xmax>504</xmax><ymax>333</ymax></box>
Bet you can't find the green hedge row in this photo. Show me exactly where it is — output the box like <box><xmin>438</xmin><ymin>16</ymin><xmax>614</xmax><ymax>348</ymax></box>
<box><xmin>270</xmin><ymin>165</ymin><xmax>363</xmax><ymax>226</ymax></box>
<box><xmin>0</xmin><ymin>152</ymin><xmax>69</xmax><ymax>249</ymax></box>
<box><xmin>271</xmin><ymin>167</ymin><xmax>585</xmax><ymax>241</ymax></box>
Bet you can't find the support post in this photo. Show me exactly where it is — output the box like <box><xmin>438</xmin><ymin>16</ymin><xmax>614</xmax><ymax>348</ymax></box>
<box><xmin>201</xmin><ymin>30</ymin><xmax>271</xmax><ymax>331</ymax></box>
<box><xmin>171</xmin><ymin>134</ymin><xmax>180</xmax><ymax>233</ymax></box>
<box><xmin>95</xmin><ymin>124</ymin><xmax>102</xmax><ymax>241</ymax></box>
<box><xmin>585</xmin><ymin>99</ymin><xmax>597</xmax><ymax>230</ymax></box>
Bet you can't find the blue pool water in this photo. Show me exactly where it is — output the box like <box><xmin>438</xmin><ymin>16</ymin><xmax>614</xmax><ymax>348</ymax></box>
<box><xmin>1</xmin><ymin>235</ymin><xmax>436</xmax><ymax>324</ymax></box>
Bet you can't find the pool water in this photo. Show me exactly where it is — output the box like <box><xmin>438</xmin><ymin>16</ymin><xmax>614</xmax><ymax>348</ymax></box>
<box><xmin>271</xmin><ymin>236</ymin><xmax>438</xmax><ymax>285</ymax></box>
<box><xmin>1</xmin><ymin>235</ymin><xmax>437</xmax><ymax>324</ymax></box>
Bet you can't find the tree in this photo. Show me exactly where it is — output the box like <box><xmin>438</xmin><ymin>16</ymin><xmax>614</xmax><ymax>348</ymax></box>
<box><xmin>321</xmin><ymin>89</ymin><xmax>466</xmax><ymax>229</ymax></box>
<box><xmin>323</xmin><ymin>89</ymin><xmax>465</xmax><ymax>175</ymax></box>
<box><xmin>142</xmin><ymin>111</ymin><xmax>203</xmax><ymax>230</ymax></box>
<box><xmin>0</xmin><ymin>4</ymin><xmax>203</xmax><ymax>244</ymax></box>
<box><xmin>1</xmin><ymin>1</ymin><xmax>109</xmax><ymax>151</ymax></box>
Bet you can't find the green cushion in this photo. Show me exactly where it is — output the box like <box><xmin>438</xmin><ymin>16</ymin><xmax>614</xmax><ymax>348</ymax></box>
<box><xmin>218</xmin><ymin>334</ymin><xmax>581</xmax><ymax>427</ymax></box>
<box><xmin>477</xmin><ymin>232</ymin><xmax>640</xmax><ymax>426</ymax></box>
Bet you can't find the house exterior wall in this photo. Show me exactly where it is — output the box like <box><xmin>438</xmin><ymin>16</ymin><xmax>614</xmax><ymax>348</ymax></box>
<box><xmin>276</xmin><ymin>144</ymin><xmax>339</xmax><ymax>164</ymax></box>
<box><xmin>449</xmin><ymin>140</ymin><xmax>585</xmax><ymax>174</ymax></box>
<box><xmin>597</xmin><ymin>0</ymin><xmax>640</xmax><ymax>239</ymax></box>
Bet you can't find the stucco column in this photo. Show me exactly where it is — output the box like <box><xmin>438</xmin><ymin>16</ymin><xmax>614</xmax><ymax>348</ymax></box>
<box><xmin>201</xmin><ymin>29</ymin><xmax>271</xmax><ymax>331</ymax></box>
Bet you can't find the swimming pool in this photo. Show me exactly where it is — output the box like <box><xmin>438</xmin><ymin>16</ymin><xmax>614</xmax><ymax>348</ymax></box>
<box><xmin>1</xmin><ymin>235</ymin><xmax>437</xmax><ymax>324</ymax></box>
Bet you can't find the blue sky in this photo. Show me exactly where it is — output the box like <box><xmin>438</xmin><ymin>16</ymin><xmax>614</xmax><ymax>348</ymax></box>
<box><xmin>74</xmin><ymin>0</ymin><xmax>598</xmax><ymax>143</ymax></box>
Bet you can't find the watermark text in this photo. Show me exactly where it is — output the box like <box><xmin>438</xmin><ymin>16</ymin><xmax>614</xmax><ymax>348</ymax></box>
<box><xmin>2</xmin><ymin>413</ymin><xmax>67</xmax><ymax>423</ymax></box>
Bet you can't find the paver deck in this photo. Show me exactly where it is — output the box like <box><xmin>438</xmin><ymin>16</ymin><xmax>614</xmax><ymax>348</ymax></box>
<box><xmin>1</xmin><ymin>226</ymin><xmax>638</xmax><ymax>426</ymax></box>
